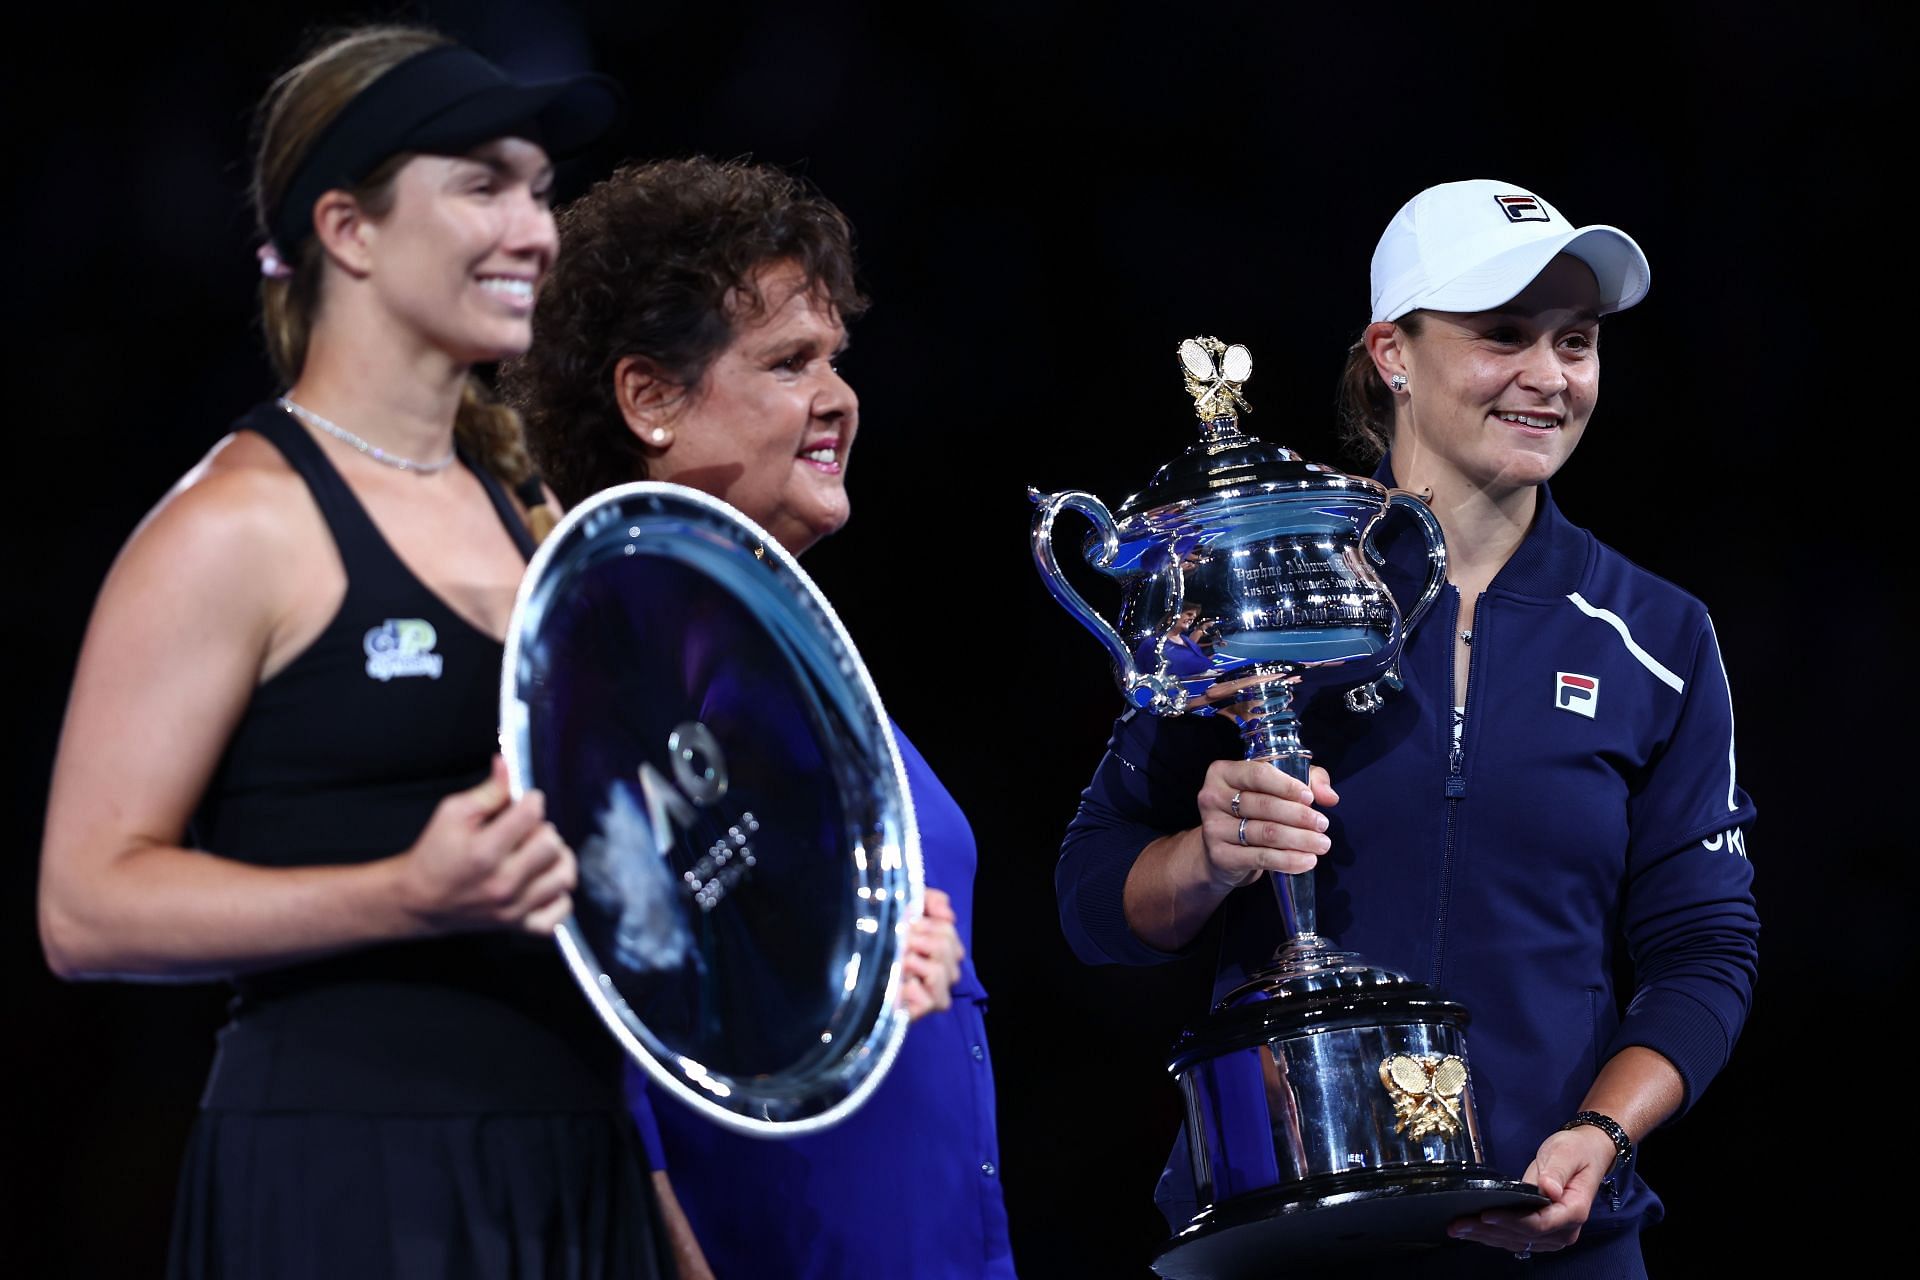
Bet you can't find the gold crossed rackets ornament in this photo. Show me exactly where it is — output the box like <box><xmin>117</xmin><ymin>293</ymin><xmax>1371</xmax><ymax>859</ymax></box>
<box><xmin>1177</xmin><ymin>336</ymin><xmax>1252</xmax><ymax>422</ymax></box>
<box><xmin>1379</xmin><ymin>1053</ymin><xmax>1469</xmax><ymax>1140</ymax></box>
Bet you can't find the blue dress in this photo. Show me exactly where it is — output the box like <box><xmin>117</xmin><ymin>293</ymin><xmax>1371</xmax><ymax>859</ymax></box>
<box><xmin>631</xmin><ymin>725</ymin><xmax>1016</xmax><ymax>1279</ymax></box>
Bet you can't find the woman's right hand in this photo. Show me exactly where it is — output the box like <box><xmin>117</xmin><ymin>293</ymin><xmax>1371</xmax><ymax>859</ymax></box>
<box><xmin>1194</xmin><ymin>758</ymin><xmax>1339</xmax><ymax>890</ymax></box>
<box><xmin>396</xmin><ymin>756</ymin><xmax>578</xmax><ymax>936</ymax></box>
<box><xmin>1121</xmin><ymin>758</ymin><xmax>1340</xmax><ymax>952</ymax></box>
<box><xmin>900</xmin><ymin>887</ymin><xmax>964</xmax><ymax>1022</ymax></box>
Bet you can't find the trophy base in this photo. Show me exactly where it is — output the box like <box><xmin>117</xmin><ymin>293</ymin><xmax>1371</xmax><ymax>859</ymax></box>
<box><xmin>1151</xmin><ymin>1170</ymin><xmax>1546</xmax><ymax>1278</ymax></box>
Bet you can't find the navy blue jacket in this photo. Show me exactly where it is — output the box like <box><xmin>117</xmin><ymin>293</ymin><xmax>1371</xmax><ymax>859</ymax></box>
<box><xmin>1057</xmin><ymin>479</ymin><xmax>1758</xmax><ymax>1241</ymax></box>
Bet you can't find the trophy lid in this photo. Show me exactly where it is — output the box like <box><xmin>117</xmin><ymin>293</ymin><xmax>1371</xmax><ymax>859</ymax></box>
<box><xmin>1114</xmin><ymin>337</ymin><xmax>1372</xmax><ymax>519</ymax></box>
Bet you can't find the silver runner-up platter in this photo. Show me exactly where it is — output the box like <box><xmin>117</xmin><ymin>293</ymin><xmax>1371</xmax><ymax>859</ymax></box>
<box><xmin>1031</xmin><ymin>338</ymin><xmax>1545</xmax><ymax>1274</ymax></box>
<box><xmin>502</xmin><ymin>482</ymin><xmax>922</xmax><ymax>1136</ymax></box>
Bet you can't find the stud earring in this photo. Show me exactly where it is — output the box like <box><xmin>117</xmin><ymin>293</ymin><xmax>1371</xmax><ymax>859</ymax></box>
<box><xmin>649</xmin><ymin>427</ymin><xmax>668</xmax><ymax>444</ymax></box>
<box><xmin>1389</xmin><ymin>374</ymin><xmax>1408</xmax><ymax>393</ymax></box>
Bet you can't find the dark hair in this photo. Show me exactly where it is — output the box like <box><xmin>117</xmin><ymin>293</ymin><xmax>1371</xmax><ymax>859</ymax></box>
<box><xmin>499</xmin><ymin>157</ymin><xmax>868</xmax><ymax>508</ymax></box>
<box><xmin>251</xmin><ymin>24</ymin><xmax>538</xmax><ymax>488</ymax></box>
<box><xmin>1334</xmin><ymin>312</ymin><xmax>1424</xmax><ymax>465</ymax></box>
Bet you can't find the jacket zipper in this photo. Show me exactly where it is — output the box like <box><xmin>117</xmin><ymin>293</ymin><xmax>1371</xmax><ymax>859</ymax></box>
<box><xmin>1432</xmin><ymin>589</ymin><xmax>1483</xmax><ymax>988</ymax></box>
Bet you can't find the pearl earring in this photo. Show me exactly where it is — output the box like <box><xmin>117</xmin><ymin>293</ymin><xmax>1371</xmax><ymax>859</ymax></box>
<box><xmin>1389</xmin><ymin>374</ymin><xmax>1408</xmax><ymax>393</ymax></box>
<box><xmin>650</xmin><ymin>427</ymin><xmax>668</xmax><ymax>444</ymax></box>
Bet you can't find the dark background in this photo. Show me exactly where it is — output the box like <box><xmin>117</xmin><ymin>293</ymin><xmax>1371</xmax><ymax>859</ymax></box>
<box><xmin>6</xmin><ymin>2</ymin><xmax>1898</xmax><ymax>1275</ymax></box>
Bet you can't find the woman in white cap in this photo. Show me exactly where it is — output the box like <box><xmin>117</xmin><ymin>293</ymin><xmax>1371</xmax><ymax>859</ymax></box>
<box><xmin>36</xmin><ymin>25</ymin><xmax>698</xmax><ymax>1278</ymax></box>
<box><xmin>1057</xmin><ymin>180</ymin><xmax>1757</xmax><ymax>1274</ymax></box>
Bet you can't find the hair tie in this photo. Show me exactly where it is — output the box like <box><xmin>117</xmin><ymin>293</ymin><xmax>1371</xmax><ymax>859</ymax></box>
<box><xmin>256</xmin><ymin>242</ymin><xmax>294</xmax><ymax>280</ymax></box>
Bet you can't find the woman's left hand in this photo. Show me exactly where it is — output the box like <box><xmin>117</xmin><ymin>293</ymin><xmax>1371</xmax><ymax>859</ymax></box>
<box><xmin>900</xmin><ymin>887</ymin><xmax>963</xmax><ymax>1022</ymax></box>
<box><xmin>1447</xmin><ymin>1123</ymin><xmax>1619</xmax><ymax>1256</ymax></box>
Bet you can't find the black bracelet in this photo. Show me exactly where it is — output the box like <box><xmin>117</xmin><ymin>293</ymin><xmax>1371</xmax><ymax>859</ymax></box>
<box><xmin>1562</xmin><ymin>1110</ymin><xmax>1633</xmax><ymax>1178</ymax></box>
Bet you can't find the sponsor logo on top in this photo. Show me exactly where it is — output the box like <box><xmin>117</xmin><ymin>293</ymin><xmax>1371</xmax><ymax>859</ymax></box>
<box><xmin>364</xmin><ymin>618</ymin><xmax>443</xmax><ymax>681</ymax></box>
<box><xmin>1555</xmin><ymin>672</ymin><xmax>1598</xmax><ymax>718</ymax></box>
<box><xmin>1496</xmin><ymin>193</ymin><xmax>1551</xmax><ymax>223</ymax></box>
<box><xmin>1702</xmin><ymin>827</ymin><xmax>1749</xmax><ymax>859</ymax></box>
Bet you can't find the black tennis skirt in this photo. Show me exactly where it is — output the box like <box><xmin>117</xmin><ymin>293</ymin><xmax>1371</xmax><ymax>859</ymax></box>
<box><xmin>167</xmin><ymin>1109</ymin><xmax>671</xmax><ymax>1279</ymax></box>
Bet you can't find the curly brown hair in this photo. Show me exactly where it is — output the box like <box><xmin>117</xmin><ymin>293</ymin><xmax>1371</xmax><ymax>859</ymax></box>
<box><xmin>499</xmin><ymin>157</ymin><xmax>868</xmax><ymax>509</ymax></box>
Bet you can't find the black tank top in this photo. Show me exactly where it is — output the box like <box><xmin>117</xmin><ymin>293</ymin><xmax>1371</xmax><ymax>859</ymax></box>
<box><xmin>192</xmin><ymin>403</ymin><xmax>620</xmax><ymax>1113</ymax></box>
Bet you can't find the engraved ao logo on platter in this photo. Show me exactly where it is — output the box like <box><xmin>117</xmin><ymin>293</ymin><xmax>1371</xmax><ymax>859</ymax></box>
<box><xmin>642</xmin><ymin>721</ymin><xmax>761</xmax><ymax>912</ymax></box>
<box><xmin>578</xmin><ymin>720</ymin><xmax>762</xmax><ymax>974</ymax></box>
<box><xmin>363</xmin><ymin>618</ymin><xmax>443</xmax><ymax>680</ymax></box>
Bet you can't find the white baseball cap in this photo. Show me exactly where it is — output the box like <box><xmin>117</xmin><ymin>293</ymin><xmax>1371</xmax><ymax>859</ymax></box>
<box><xmin>1369</xmin><ymin>179</ymin><xmax>1651</xmax><ymax>323</ymax></box>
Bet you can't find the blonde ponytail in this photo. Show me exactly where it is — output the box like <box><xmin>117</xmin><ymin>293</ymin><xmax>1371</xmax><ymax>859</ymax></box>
<box><xmin>456</xmin><ymin>377</ymin><xmax>561</xmax><ymax>542</ymax></box>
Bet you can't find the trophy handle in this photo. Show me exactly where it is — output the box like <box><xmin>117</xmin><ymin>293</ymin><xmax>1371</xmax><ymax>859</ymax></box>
<box><xmin>1346</xmin><ymin>492</ymin><xmax>1449</xmax><ymax>714</ymax></box>
<box><xmin>1370</xmin><ymin>490</ymin><xmax>1450</xmax><ymax>634</ymax></box>
<box><xmin>1029</xmin><ymin>488</ymin><xmax>1170</xmax><ymax>708</ymax></box>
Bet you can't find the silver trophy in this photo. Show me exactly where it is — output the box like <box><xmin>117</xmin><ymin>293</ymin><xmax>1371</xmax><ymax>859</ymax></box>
<box><xmin>1032</xmin><ymin>338</ymin><xmax>1542</xmax><ymax>1273</ymax></box>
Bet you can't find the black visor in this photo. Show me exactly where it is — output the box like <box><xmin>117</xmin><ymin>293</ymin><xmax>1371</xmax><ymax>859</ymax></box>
<box><xmin>268</xmin><ymin>44</ymin><xmax>624</xmax><ymax>257</ymax></box>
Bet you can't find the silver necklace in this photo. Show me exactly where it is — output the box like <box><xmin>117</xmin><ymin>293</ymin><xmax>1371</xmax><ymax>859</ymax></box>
<box><xmin>278</xmin><ymin>397</ymin><xmax>458</xmax><ymax>475</ymax></box>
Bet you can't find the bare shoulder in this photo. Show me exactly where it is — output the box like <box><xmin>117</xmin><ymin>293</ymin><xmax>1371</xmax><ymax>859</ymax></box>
<box><xmin>107</xmin><ymin>430</ymin><xmax>328</xmax><ymax>619</ymax></box>
<box><xmin>145</xmin><ymin>431</ymin><xmax>316</xmax><ymax>550</ymax></box>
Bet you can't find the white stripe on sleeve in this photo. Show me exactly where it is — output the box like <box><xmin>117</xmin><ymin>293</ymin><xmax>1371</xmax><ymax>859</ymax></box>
<box><xmin>1566</xmin><ymin>592</ymin><xmax>1686</xmax><ymax>693</ymax></box>
<box><xmin>1706</xmin><ymin>615</ymin><xmax>1739</xmax><ymax>812</ymax></box>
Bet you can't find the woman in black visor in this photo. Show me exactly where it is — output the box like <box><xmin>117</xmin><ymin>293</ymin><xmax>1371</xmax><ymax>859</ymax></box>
<box><xmin>37</xmin><ymin>26</ymin><xmax>697</xmax><ymax>1279</ymax></box>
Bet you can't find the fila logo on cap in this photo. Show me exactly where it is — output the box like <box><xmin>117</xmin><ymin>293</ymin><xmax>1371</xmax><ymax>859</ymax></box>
<box><xmin>1556</xmin><ymin>672</ymin><xmax>1598</xmax><ymax>718</ymax></box>
<box><xmin>1495</xmin><ymin>194</ymin><xmax>1551</xmax><ymax>223</ymax></box>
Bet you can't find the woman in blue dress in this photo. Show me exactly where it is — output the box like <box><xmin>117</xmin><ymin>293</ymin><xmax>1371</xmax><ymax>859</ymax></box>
<box><xmin>503</xmin><ymin>156</ymin><xmax>1017</xmax><ymax>1280</ymax></box>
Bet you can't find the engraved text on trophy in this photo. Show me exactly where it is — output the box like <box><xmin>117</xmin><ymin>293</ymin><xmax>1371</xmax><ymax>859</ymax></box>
<box><xmin>1225</xmin><ymin>538</ymin><xmax>1396</xmax><ymax>631</ymax></box>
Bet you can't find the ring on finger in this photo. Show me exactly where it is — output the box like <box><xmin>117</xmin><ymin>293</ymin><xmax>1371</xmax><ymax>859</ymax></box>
<box><xmin>1237</xmin><ymin>817</ymin><xmax>1250</xmax><ymax>846</ymax></box>
<box><xmin>1514</xmin><ymin>1243</ymin><xmax>1532</xmax><ymax>1261</ymax></box>
<box><xmin>1229</xmin><ymin>790</ymin><xmax>1242</xmax><ymax>818</ymax></box>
